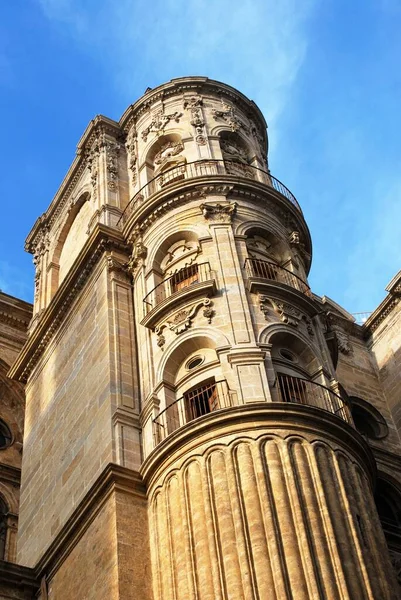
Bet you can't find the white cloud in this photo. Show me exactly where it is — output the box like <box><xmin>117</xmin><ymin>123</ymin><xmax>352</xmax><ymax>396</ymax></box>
<box><xmin>36</xmin><ymin>0</ymin><xmax>316</xmax><ymax>129</ymax></box>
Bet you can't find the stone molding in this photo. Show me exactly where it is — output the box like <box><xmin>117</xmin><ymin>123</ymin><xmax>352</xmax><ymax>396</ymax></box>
<box><xmin>122</xmin><ymin>177</ymin><xmax>311</xmax><ymax>260</ymax></box>
<box><xmin>34</xmin><ymin>464</ymin><xmax>146</xmax><ymax>582</ymax></box>
<box><xmin>0</xmin><ymin>560</ymin><xmax>38</xmax><ymax>596</ymax></box>
<box><xmin>9</xmin><ymin>225</ymin><xmax>129</xmax><ymax>383</ymax></box>
<box><xmin>0</xmin><ymin>464</ymin><xmax>21</xmax><ymax>487</ymax></box>
<box><xmin>141</xmin><ymin>402</ymin><xmax>376</xmax><ymax>489</ymax></box>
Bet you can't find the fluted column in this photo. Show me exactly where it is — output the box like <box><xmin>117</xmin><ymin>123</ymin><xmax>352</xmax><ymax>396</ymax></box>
<box><xmin>143</xmin><ymin>405</ymin><xmax>399</xmax><ymax>600</ymax></box>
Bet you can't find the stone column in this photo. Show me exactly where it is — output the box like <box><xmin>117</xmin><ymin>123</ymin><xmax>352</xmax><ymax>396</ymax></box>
<box><xmin>143</xmin><ymin>404</ymin><xmax>399</xmax><ymax>600</ymax></box>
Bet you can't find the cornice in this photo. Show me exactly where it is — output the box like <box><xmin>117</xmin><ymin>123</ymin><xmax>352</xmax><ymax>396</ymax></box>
<box><xmin>0</xmin><ymin>463</ymin><xmax>21</xmax><ymax>487</ymax></box>
<box><xmin>122</xmin><ymin>176</ymin><xmax>311</xmax><ymax>260</ymax></box>
<box><xmin>0</xmin><ymin>293</ymin><xmax>32</xmax><ymax>333</ymax></box>
<box><xmin>372</xmin><ymin>446</ymin><xmax>401</xmax><ymax>471</ymax></box>
<box><xmin>119</xmin><ymin>76</ymin><xmax>267</xmax><ymax>139</ymax></box>
<box><xmin>10</xmin><ymin>225</ymin><xmax>129</xmax><ymax>383</ymax></box>
<box><xmin>34</xmin><ymin>463</ymin><xmax>146</xmax><ymax>581</ymax></box>
<box><xmin>0</xmin><ymin>560</ymin><xmax>37</xmax><ymax>593</ymax></box>
<box><xmin>141</xmin><ymin>402</ymin><xmax>376</xmax><ymax>490</ymax></box>
<box><xmin>362</xmin><ymin>270</ymin><xmax>401</xmax><ymax>336</ymax></box>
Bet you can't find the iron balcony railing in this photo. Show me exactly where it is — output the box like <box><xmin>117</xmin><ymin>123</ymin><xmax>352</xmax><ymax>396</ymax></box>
<box><xmin>153</xmin><ymin>380</ymin><xmax>232</xmax><ymax>444</ymax></box>
<box><xmin>143</xmin><ymin>262</ymin><xmax>214</xmax><ymax>313</ymax></box>
<box><xmin>276</xmin><ymin>374</ymin><xmax>352</xmax><ymax>424</ymax></box>
<box><xmin>118</xmin><ymin>159</ymin><xmax>301</xmax><ymax>226</ymax></box>
<box><xmin>245</xmin><ymin>258</ymin><xmax>312</xmax><ymax>298</ymax></box>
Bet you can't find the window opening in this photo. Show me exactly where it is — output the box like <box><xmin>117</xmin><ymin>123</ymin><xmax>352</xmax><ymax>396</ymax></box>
<box><xmin>0</xmin><ymin>420</ymin><xmax>12</xmax><ymax>449</ymax></box>
<box><xmin>184</xmin><ymin>380</ymin><xmax>218</xmax><ymax>421</ymax></box>
<box><xmin>277</xmin><ymin>373</ymin><xmax>307</xmax><ymax>405</ymax></box>
<box><xmin>171</xmin><ymin>264</ymin><xmax>199</xmax><ymax>294</ymax></box>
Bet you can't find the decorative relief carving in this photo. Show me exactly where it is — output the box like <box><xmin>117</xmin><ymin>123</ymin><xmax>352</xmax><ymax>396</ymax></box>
<box><xmin>86</xmin><ymin>146</ymin><xmax>99</xmax><ymax>195</ymax></box>
<box><xmin>105</xmin><ymin>141</ymin><xmax>120</xmax><ymax>191</ymax></box>
<box><xmin>155</xmin><ymin>298</ymin><xmax>214</xmax><ymax>338</ymax></box>
<box><xmin>141</xmin><ymin>109</ymin><xmax>183</xmax><ymax>141</ymax></box>
<box><xmin>259</xmin><ymin>295</ymin><xmax>302</xmax><ymax>327</ymax></box>
<box><xmin>200</xmin><ymin>201</ymin><xmax>237</xmax><ymax>223</ymax></box>
<box><xmin>125</xmin><ymin>129</ymin><xmax>138</xmax><ymax>186</ymax></box>
<box><xmin>127</xmin><ymin>238</ymin><xmax>147</xmax><ymax>274</ymax></box>
<box><xmin>154</xmin><ymin>141</ymin><xmax>184</xmax><ymax>165</ymax></box>
<box><xmin>212</xmin><ymin>102</ymin><xmax>242</xmax><ymax>132</ymax></box>
<box><xmin>106</xmin><ymin>256</ymin><xmax>130</xmax><ymax>281</ymax></box>
<box><xmin>184</xmin><ymin>96</ymin><xmax>206</xmax><ymax>145</ymax></box>
<box><xmin>302</xmin><ymin>315</ymin><xmax>315</xmax><ymax>337</ymax></box>
<box><xmin>335</xmin><ymin>329</ymin><xmax>353</xmax><ymax>355</ymax></box>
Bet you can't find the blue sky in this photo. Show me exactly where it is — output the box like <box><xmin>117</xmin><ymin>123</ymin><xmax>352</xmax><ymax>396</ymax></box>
<box><xmin>1</xmin><ymin>0</ymin><xmax>400</xmax><ymax>313</ymax></box>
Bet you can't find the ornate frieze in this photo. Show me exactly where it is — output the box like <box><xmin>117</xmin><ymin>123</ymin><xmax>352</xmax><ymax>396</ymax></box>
<box><xmin>260</xmin><ymin>295</ymin><xmax>302</xmax><ymax>327</ymax></box>
<box><xmin>200</xmin><ymin>201</ymin><xmax>237</xmax><ymax>223</ymax></box>
<box><xmin>141</xmin><ymin>109</ymin><xmax>183</xmax><ymax>142</ymax></box>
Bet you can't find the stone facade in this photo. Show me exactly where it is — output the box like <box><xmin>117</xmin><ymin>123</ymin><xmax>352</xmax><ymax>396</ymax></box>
<box><xmin>0</xmin><ymin>77</ymin><xmax>401</xmax><ymax>598</ymax></box>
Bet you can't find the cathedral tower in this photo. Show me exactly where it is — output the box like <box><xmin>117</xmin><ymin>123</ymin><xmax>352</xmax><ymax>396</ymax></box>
<box><xmin>10</xmin><ymin>77</ymin><xmax>398</xmax><ymax>599</ymax></box>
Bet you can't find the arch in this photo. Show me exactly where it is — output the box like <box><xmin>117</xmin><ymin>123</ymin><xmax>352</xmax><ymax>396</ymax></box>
<box><xmin>219</xmin><ymin>130</ymin><xmax>252</xmax><ymax>163</ymax></box>
<box><xmin>350</xmin><ymin>397</ymin><xmax>388</xmax><ymax>440</ymax></box>
<box><xmin>51</xmin><ymin>191</ymin><xmax>91</xmax><ymax>265</ymax></box>
<box><xmin>142</xmin><ymin>133</ymin><xmax>187</xmax><ymax>189</ymax></box>
<box><xmin>148</xmin><ymin>227</ymin><xmax>204</xmax><ymax>272</ymax></box>
<box><xmin>157</xmin><ymin>330</ymin><xmax>230</xmax><ymax>386</ymax></box>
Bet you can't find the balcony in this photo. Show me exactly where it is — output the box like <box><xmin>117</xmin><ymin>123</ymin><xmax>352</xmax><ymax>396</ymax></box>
<box><xmin>152</xmin><ymin>375</ymin><xmax>353</xmax><ymax>447</ymax></box>
<box><xmin>141</xmin><ymin>262</ymin><xmax>217</xmax><ymax>328</ymax></box>
<box><xmin>245</xmin><ymin>258</ymin><xmax>312</xmax><ymax>298</ymax></box>
<box><xmin>153</xmin><ymin>380</ymin><xmax>233</xmax><ymax>444</ymax></box>
<box><xmin>118</xmin><ymin>159</ymin><xmax>302</xmax><ymax>227</ymax></box>
<box><xmin>275</xmin><ymin>374</ymin><xmax>352</xmax><ymax>424</ymax></box>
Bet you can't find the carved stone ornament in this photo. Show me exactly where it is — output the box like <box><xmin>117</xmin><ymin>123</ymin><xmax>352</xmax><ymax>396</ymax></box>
<box><xmin>127</xmin><ymin>239</ymin><xmax>147</xmax><ymax>273</ymax></box>
<box><xmin>107</xmin><ymin>256</ymin><xmax>130</xmax><ymax>281</ymax></box>
<box><xmin>184</xmin><ymin>96</ymin><xmax>206</xmax><ymax>145</ymax></box>
<box><xmin>125</xmin><ymin>129</ymin><xmax>138</xmax><ymax>186</ymax></box>
<box><xmin>260</xmin><ymin>296</ymin><xmax>302</xmax><ymax>327</ymax></box>
<box><xmin>157</xmin><ymin>298</ymin><xmax>214</xmax><ymax>336</ymax></box>
<box><xmin>221</xmin><ymin>139</ymin><xmax>249</xmax><ymax>163</ymax></box>
<box><xmin>335</xmin><ymin>329</ymin><xmax>353</xmax><ymax>355</ymax></box>
<box><xmin>105</xmin><ymin>141</ymin><xmax>120</xmax><ymax>191</ymax></box>
<box><xmin>141</xmin><ymin>110</ymin><xmax>183</xmax><ymax>141</ymax></box>
<box><xmin>302</xmin><ymin>315</ymin><xmax>315</xmax><ymax>337</ymax></box>
<box><xmin>86</xmin><ymin>146</ymin><xmax>99</xmax><ymax>193</ymax></box>
<box><xmin>212</xmin><ymin>102</ymin><xmax>242</xmax><ymax>132</ymax></box>
<box><xmin>200</xmin><ymin>201</ymin><xmax>237</xmax><ymax>223</ymax></box>
<box><xmin>154</xmin><ymin>141</ymin><xmax>184</xmax><ymax>165</ymax></box>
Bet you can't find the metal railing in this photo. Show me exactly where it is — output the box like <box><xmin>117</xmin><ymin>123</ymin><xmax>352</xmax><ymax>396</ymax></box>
<box><xmin>245</xmin><ymin>258</ymin><xmax>312</xmax><ymax>298</ymax></box>
<box><xmin>153</xmin><ymin>380</ymin><xmax>231</xmax><ymax>444</ymax></box>
<box><xmin>276</xmin><ymin>374</ymin><xmax>352</xmax><ymax>424</ymax></box>
<box><xmin>143</xmin><ymin>262</ymin><xmax>213</xmax><ymax>313</ymax></box>
<box><xmin>118</xmin><ymin>159</ymin><xmax>301</xmax><ymax>226</ymax></box>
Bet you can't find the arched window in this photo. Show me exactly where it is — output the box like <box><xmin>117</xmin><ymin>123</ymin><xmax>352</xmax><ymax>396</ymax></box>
<box><xmin>0</xmin><ymin>420</ymin><xmax>12</xmax><ymax>449</ymax></box>
<box><xmin>350</xmin><ymin>397</ymin><xmax>388</xmax><ymax>440</ymax></box>
<box><xmin>0</xmin><ymin>496</ymin><xmax>8</xmax><ymax>559</ymax></box>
